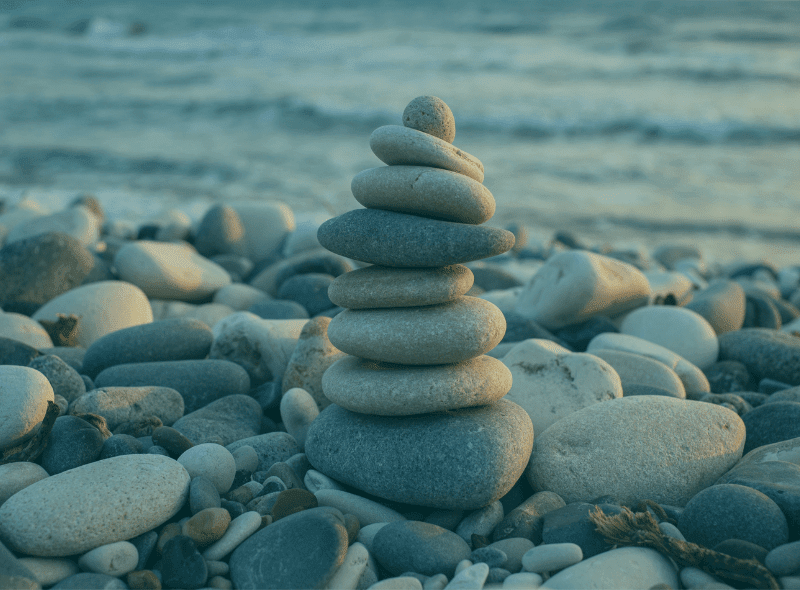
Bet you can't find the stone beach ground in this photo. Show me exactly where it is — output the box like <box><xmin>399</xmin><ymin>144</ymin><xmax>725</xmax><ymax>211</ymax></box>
<box><xmin>0</xmin><ymin>96</ymin><xmax>799</xmax><ymax>590</ymax></box>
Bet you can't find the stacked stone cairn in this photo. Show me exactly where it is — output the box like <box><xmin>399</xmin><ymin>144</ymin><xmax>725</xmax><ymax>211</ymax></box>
<box><xmin>305</xmin><ymin>96</ymin><xmax>534</xmax><ymax>510</ymax></box>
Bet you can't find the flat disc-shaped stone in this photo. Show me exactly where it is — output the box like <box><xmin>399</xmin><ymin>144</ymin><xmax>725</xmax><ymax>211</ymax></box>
<box><xmin>305</xmin><ymin>399</ymin><xmax>533</xmax><ymax>510</ymax></box>
<box><xmin>322</xmin><ymin>354</ymin><xmax>512</xmax><ymax>415</ymax></box>
<box><xmin>317</xmin><ymin>209</ymin><xmax>514</xmax><ymax>268</ymax></box>
<box><xmin>370</xmin><ymin>125</ymin><xmax>484</xmax><ymax>182</ymax></box>
<box><xmin>352</xmin><ymin>166</ymin><xmax>495</xmax><ymax>224</ymax></box>
<box><xmin>328</xmin><ymin>265</ymin><xmax>473</xmax><ymax>309</ymax></box>
<box><xmin>327</xmin><ymin>296</ymin><xmax>506</xmax><ymax>365</ymax></box>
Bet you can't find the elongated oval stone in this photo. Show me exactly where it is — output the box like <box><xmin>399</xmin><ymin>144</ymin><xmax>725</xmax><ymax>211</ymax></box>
<box><xmin>0</xmin><ymin>454</ymin><xmax>190</xmax><ymax>556</ymax></box>
<box><xmin>305</xmin><ymin>399</ymin><xmax>533</xmax><ymax>510</ymax></box>
<box><xmin>328</xmin><ymin>265</ymin><xmax>473</xmax><ymax>309</ymax></box>
<box><xmin>318</xmin><ymin>209</ymin><xmax>514</xmax><ymax>268</ymax></box>
<box><xmin>352</xmin><ymin>166</ymin><xmax>495</xmax><ymax>224</ymax></box>
<box><xmin>322</xmin><ymin>355</ymin><xmax>512</xmax><ymax>415</ymax></box>
<box><xmin>370</xmin><ymin>126</ymin><xmax>484</xmax><ymax>183</ymax></box>
<box><xmin>327</xmin><ymin>297</ymin><xmax>505</xmax><ymax>365</ymax></box>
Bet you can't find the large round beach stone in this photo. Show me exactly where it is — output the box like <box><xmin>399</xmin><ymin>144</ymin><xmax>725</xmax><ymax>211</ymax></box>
<box><xmin>328</xmin><ymin>265</ymin><xmax>474</xmax><ymax>309</ymax></box>
<box><xmin>322</xmin><ymin>355</ymin><xmax>512</xmax><ymax>415</ymax></box>
<box><xmin>527</xmin><ymin>396</ymin><xmax>745</xmax><ymax>507</ymax></box>
<box><xmin>0</xmin><ymin>454</ymin><xmax>190</xmax><ymax>557</ymax></box>
<box><xmin>317</xmin><ymin>209</ymin><xmax>514</xmax><ymax>268</ymax></box>
<box><xmin>351</xmin><ymin>166</ymin><xmax>495</xmax><ymax>224</ymax></box>
<box><xmin>370</xmin><ymin>125</ymin><xmax>484</xmax><ymax>183</ymax></box>
<box><xmin>305</xmin><ymin>399</ymin><xmax>533</xmax><ymax>509</ymax></box>
<box><xmin>0</xmin><ymin>365</ymin><xmax>54</xmax><ymax>449</ymax></box>
<box><xmin>514</xmin><ymin>251</ymin><xmax>650</xmax><ymax>329</ymax></box>
<box><xmin>327</xmin><ymin>297</ymin><xmax>505</xmax><ymax>365</ymax></box>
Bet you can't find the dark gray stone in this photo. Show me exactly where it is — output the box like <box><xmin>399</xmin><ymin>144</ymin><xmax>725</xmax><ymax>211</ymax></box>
<box><xmin>250</xmin><ymin>380</ymin><xmax>282</xmax><ymax>411</ymax></box>
<box><xmin>685</xmin><ymin>280</ymin><xmax>746</xmax><ymax>335</ymax></box>
<box><xmin>493</xmin><ymin>490</ymin><xmax>566</xmax><ymax>543</ymax></box>
<box><xmin>741</xmin><ymin>401</ymin><xmax>800</xmax><ymax>454</ymax></box>
<box><xmin>553</xmin><ymin>317</ymin><xmax>618</xmax><ymax>353</ymax></box>
<box><xmin>285</xmin><ymin>453</ymin><xmax>311</xmax><ymax>483</ymax></box>
<box><xmin>743</xmin><ymin>293</ymin><xmax>782</xmax><ymax>329</ymax></box>
<box><xmin>94</xmin><ymin>359</ymin><xmax>250</xmax><ymax>414</ymax></box>
<box><xmin>51</xmin><ymin>573</ymin><xmax>126</xmax><ymax>589</ymax></box>
<box><xmin>151</xmin><ymin>425</ymin><xmax>194</xmax><ymax>457</ymax></box>
<box><xmin>766</xmin><ymin>540</ymin><xmax>800</xmax><ymax>576</ymax></box>
<box><xmin>190</xmin><ymin>475</ymin><xmax>221</xmax><ymax>514</ymax></box>
<box><xmin>501</xmin><ymin>313</ymin><xmax>571</xmax><ymax>348</ymax></box>
<box><xmin>272</xmin><ymin>252</ymin><xmax>353</xmax><ymax>293</ymax></box>
<box><xmin>211</xmin><ymin>254</ymin><xmax>254</xmax><ymax>283</ymax></box>
<box><xmin>99</xmin><ymin>434</ymin><xmax>142</xmax><ymax>459</ymax></box>
<box><xmin>39</xmin><ymin>415</ymin><xmax>105</xmax><ymax>475</ymax></box>
<box><xmin>82</xmin><ymin>318</ymin><xmax>214</xmax><ymax>378</ymax></box>
<box><xmin>248</xmin><ymin>299</ymin><xmax>309</xmax><ymax>320</ymax></box>
<box><xmin>705</xmin><ymin>360</ymin><xmax>754</xmax><ymax>393</ymax></box>
<box><xmin>713</xmin><ymin>538</ymin><xmax>768</xmax><ymax>565</ymax></box>
<box><xmin>317</xmin><ymin>209</ymin><xmax>515</xmax><ymax>268</ymax></box>
<box><xmin>425</xmin><ymin>509</ymin><xmax>465</xmax><ymax>531</ymax></box>
<box><xmin>229</xmin><ymin>507</ymin><xmax>348</xmax><ymax>589</ymax></box>
<box><xmin>40</xmin><ymin>346</ymin><xmax>85</xmax><ymax>373</ymax></box>
<box><xmin>171</xmin><ymin>394</ymin><xmax>261</xmax><ymax>446</ymax></box>
<box><xmin>718</xmin><ymin>328</ymin><xmax>800</xmax><ymax>385</ymax></box>
<box><xmin>28</xmin><ymin>354</ymin><xmax>86</xmax><ymax>402</ymax></box>
<box><xmin>0</xmin><ymin>232</ymin><xmax>94</xmax><ymax>315</ymax></box>
<box><xmin>277</xmin><ymin>273</ymin><xmax>334</xmax><ymax>316</ymax></box>
<box><xmin>221</xmin><ymin>499</ymin><xmax>246</xmax><ymax>519</ymax></box>
<box><xmin>625</xmin><ymin>383</ymin><xmax>683</xmax><ymax>398</ymax></box>
<box><xmin>542</xmin><ymin>502</ymin><xmax>623</xmax><ymax>558</ymax></box>
<box><xmin>760</xmin><ymin>378</ymin><xmax>793</xmax><ymax>395</ymax></box>
<box><xmin>0</xmin><ymin>336</ymin><xmax>40</xmax><ymax>366</ymax></box>
<box><xmin>226</xmin><ymin>432</ymin><xmax>302</xmax><ymax>473</ymax></box>
<box><xmin>130</xmin><ymin>530</ymin><xmax>158</xmax><ymax>571</ymax></box>
<box><xmin>738</xmin><ymin>391</ymin><xmax>769</xmax><ymax>407</ymax></box>
<box><xmin>305</xmin><ymin>400</ymin><xmax>533</xmax><ymax>510</ymax></box>
<box><xmin>700</xmin><ymin>393</ymin><xmax>753</xmax><ymax>416</ymax></box>
<box><xmin>161</xmin><ymin>535</ymin><xmax>208</xmax><ymax>590</ymax></box>
<box><xmin>372</xmin><ymin>521</ymin><xmax>471</xmax><ymax>578</ymax></box>
<box><xmin>716</xmin><ymin>461</ymin><xmax>800</xmax><ymax>532</ymax></box>
<box><xmin>767</xmin><ymin>385</ymin><xmax>800</xmax><ymax>403</ymax></box>
<box><xmin>470</xmin><ymin>547</ymin><xmax>508</xmax><ymax>568</ymax></box>
<box><xmin>487</xmin><ymin>568</ymin><xmax>512</xmax><ymax>585</ymax></box>
<box><xmin>678</xmin><ymin>483</ymin><xmax>788</xmax><ymax>550</ymax></box>
<box><xmin>194</xmin><ymin>204</ymin><xmax>247</xmax><ymax>258</ymax></box>
<box><xmin>264</xmin><ymin>461</ymin><xmax>303</xmax><ymax>490</ymax></box>
<box><xmin>470</xmin><ymin>266</ymin><xmax>522</xmax><ymax>291</ymax></box>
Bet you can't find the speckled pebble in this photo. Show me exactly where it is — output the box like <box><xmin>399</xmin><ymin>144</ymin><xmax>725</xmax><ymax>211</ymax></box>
<box><xmin>178</xmin><ymin>444</ymin><xmax>237</xmax><ymax>494</ymax></box>
<box><xmin>402</xmin><ymin>96</ymin><xmax>456</xmax><ymax>142</ymax></box>
<box><xmin>521</xmin><ymin>543</ymin><xmax>583</xmax><ymax>574</ymax></box>
<box><xmin>28</xmin><ymin>354</ymin><xmax>86</xmax><ymax>402</ymax></box>
<box><xmin>182</xmin><ymin>508</ymin><xmax>231</xmax><ymax>547</ymax></box>
<box><xmin>78</xmin><ymin>541</ymin><xmax>139</xmax><ymax>577</ymax></box>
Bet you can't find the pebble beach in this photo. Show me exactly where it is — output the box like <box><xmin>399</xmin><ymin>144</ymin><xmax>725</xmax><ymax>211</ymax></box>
<box><xmin>0</xmin><ymin>92</ymin><xmax>798</xmax><ymax>590</ymax></box>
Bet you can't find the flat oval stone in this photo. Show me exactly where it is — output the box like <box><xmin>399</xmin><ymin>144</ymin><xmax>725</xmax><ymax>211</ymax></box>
<box><xmin>6</xmin><ymin>206</ymin><xmax>99</xmax><ymax>247</ymax></box>
<box><xmin>515</xmin><ymin>251</ymin><xmax>650</xmax><ymax>330</ymax></box>
<box><xmin>370</xmin><ymin>125</ymin><xmax>484</xmax><ymax>183</ymax></box>
<box><xmin>318</xmin><ymin>209</ymin><xmax>514</xmax><ymax>268</ymax></box>
<box><xmin>172</xmin><ymin>394</ymin><xmax>262</xmax><ymax>446</ymax></box>
<box><xmin>372</xmin><ymin>520</ymin><xmax>471</xmax><ymax>578</ymax></box>
<box><xmin>81</xmin><ymin>318</ymin><xmax>213</xmax><ymax>378</ymax></box>
<box><xmin>352</xmin><ymin>166</ymin><xmax>495</xmax><ymax>224</ymax></box>
<box><xmin>686</xmin><ymin>279</ymin><xmax>746</xmax><ymax>335</ymax></box>
<box><xmin>718</xmin><ymin>328</ymin><xmax>800</xmax><ymax>386</ymax></box>
<box><xmin>0</xmin><ymin>365</ymin><xmax>54</xmax><ymax>449</ymax></box>
<box><xmin>327</xmin><ymin>297</ymin><xmax>505</xmax><ymax>365</ymax></box>
<box><xmin>32</xmin><ymin>281</ymin><xmax>153</xmax><ymax>349</ymax></box>
<box><xmin>328</xmin><ymin>265</ymin><xmax>474</xmax><ymax>309</ymax></box>
<box><xmin>39</xmin><ymin>415</ymin><xmax>105</xmax><ymax>475</ymax></box>
<box><xmin>590</xmin><ymin>349</ymin><xmax>686</xmax><ymax>399</ymax></box>
<box><xmin>0</xmin><ymin>312</ymin><xmax>53</xmax><ymax>349</ymax></box>
<box><xmin>28</xmin><ymin>355</ymin><xmax>86</xmax><ymax>403</ymax></box>
<box><xmin>526</xmin><ymin>396</ymin><xmax>746</xmax><ymax>507</ymax></box>
<box><xmin>0</xmin><ymin>454</ymin><xmax>190</xmax><ymax>557</ymax></box>
<box><xmin>93</xmin><ymin>359</ymin><xmax>250</xmax><ymax>414</ymax></box>
<box><xmin>69</xmin><ymin>386</ymin><xmax>184</xmax><ymax>430</ymax></box>
<box><xmin>305</xmin><ymin>399</ymin><xmax>533</xmax><ymax>510</ymax></box>
<box><xmin>0</xmin><ymin>462</ymin><xmax>49</xmax><ymax>507</ymax></box>
<box><xmin>322</xmin><ymin>354</ymin><xmax>512</xmax><ymax>415</ymax></box>
<box><xmin>620</xmin><ymin>306</ymin><xmax>719</xmax><ymax>370</ymax></box>
<box><xmin>114</xmin><ymin>241</ymin><xmax>231</xmax><ymax>301</ymax></box>
<box><xmin>229</xmin><ymin>507</ymin><xmax>348</xmax><ymax>590</ymax></box>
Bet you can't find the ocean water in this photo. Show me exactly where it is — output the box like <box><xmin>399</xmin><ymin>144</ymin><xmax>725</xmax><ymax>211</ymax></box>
<box><xmin>1</xmin><ymin>0</ymin><xmax>799</xmax><ymax>262</ymax></box>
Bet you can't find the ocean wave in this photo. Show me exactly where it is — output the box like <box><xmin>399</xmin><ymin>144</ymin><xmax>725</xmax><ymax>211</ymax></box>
<box><xmin>3</xmin><ymin>96</ymin><xmax>800</xmax><ymax>146</ymax></box>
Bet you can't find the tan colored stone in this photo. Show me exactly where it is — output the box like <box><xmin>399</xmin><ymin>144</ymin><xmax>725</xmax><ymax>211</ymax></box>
<box><xmin>182</xmin><ymin>508</ymin><xmax>231</xmax><ymax>547</ymax></box>
<box><xmin>328</xmin><ymin>265</ymin><xmax>473</xmax><ymax>310</ymax></box>
<box><xmin>323</xmin><ymin>355</ymin><xmax>512</xmax><ymax>416</ymax></box>
<box><xmin>352</xmin><ymin>166</ymin><xmax>494</xmax><ymax>224</ymax></box>
<box><xmin>327</xmin><ymin>296</ymin><xmax>505</xmax><ymax>365</ymax></box>
<box><xmin>370</xmin><ymin>125</ymin><xmax>484</xmax><ymax>183</ymax></box>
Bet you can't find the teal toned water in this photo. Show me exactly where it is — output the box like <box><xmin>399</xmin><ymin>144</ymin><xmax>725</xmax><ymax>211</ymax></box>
<box><xmin>1</xmin><ymin>0</ymin><xmax>799</xmax><ymax>262</ymax></box>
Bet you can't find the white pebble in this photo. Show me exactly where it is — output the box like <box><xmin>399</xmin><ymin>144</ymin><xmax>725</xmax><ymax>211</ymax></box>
<box><xmin>231</xmin><ymin>445</ymin><xmax>259</xmax><ymax>473</ymax></box>
<box><xmin>178</xmin><ymin>443</ymin><xmax>237</xmax><ymax>494</ymax></box>
<box><xmin>356</xmin><ymin>522</ymin><xmax>390</xmax><ymax>553</ymax></box>
<box><xmin>521</xmin><ymin>543</ymin><xmax>583</xmax><ymax>574</ymax></box>
<box><xmin>502</xmin><ymin>572</ymin><xmax>543</xmax><ymax>588</ymax></box>
<box><xmin>280</xmin><ymin>387</ymin><xmax>320</xmax><ymax>450</ymax></box>
<box><xmin>304</xmin><ymin>469</ymin><xmax>345</xmax><ymax>493</ymax></box>
<box><xmin>368</xmin><ymin>576</ymin><xmax>424</xmax><ymax>590</ymax></box>
<box><xmin>203</xmin><ymin>511</ymin><xmax>262</xmax><ymax>561</ymax></box>
<box><xmin>315</xmin><ymin>489</ymin><xmax>405</xmax><ymax>526</ymax></box>
<box><xmin>444</xmin><ymin>562</ymin><xmax>489</xmax><ymax>589</ymax></box>
<box><xmin>324</xmin><ymin>542</ymin><xmax>369</xmax><ymax>590</ymax></box>
<box><xmin>455</xmin><ymin>501</ymin><xmax>504</xmax><ymax>545</ymax></box>
<box><xmin>454</xmin><ymin>560</ymin><xmax>474</xmax><ymax>576</ymax></box>
<box><xmin>17</xmin><ymin>557</ymin><xmax>78</xmax><ymax>586</ymax></box>
<box><xmin>77</xmin><ymin>541</ymin><xmax>139</xmax><ymax>576</ymax></box>
<box><xmin>423</xmin><ymin>573</ymin><xmax>449</xmax><ymax>590</ymax></box>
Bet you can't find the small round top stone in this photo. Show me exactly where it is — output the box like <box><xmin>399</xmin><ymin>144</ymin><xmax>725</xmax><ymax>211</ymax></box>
<box><xmin>402</xmin><ymin>96</ymin><xmax>456</xmax><ymax>143</ymax></box>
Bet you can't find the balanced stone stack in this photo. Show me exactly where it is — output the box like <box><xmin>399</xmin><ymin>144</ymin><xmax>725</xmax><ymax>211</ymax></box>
<box><xmin>306</xmin><ymin>96</ymin><xmax>534</xmax><ymax>510</ymax></box>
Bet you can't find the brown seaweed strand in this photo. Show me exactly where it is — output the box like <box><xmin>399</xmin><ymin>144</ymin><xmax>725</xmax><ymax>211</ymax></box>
<box><xmin>589</xmin><ymin>506</ymin><xmax>779</xmax><ymax>590</ymax></box>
